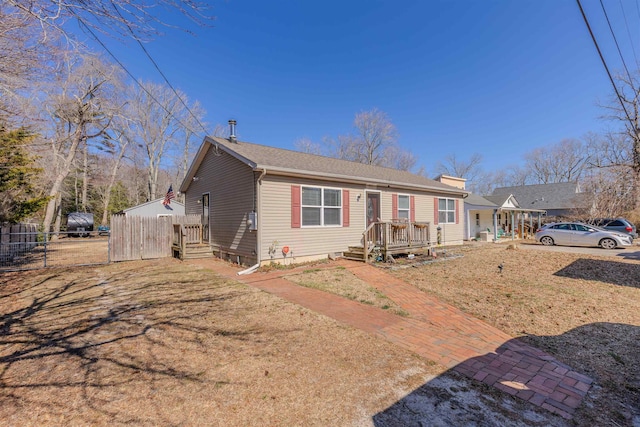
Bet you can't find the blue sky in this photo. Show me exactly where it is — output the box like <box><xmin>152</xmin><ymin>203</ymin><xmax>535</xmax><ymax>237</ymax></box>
<box><xmin>86</xmin><ymin>0</ymin><xmax>640</xmax><ymax>175</ymax></box>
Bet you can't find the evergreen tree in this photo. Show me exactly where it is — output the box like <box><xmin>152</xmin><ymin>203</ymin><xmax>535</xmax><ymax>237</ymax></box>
<box><xmin>0</xmin><ymin>128</ymin><xmax>49</xmax><ymax>223</ymax></box>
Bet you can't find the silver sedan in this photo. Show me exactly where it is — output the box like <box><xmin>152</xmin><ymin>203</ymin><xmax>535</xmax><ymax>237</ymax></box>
<box><xmin>535</xmin><ymin>222</ymin><xmax>633</xmax><ymax>249</ymax></box>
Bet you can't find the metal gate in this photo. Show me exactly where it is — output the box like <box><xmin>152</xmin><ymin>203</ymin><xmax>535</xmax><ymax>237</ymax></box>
<box><xmin>0</xmin><ymin>226</ymin><xmax>110</xmax><ymax>272</ymax></box>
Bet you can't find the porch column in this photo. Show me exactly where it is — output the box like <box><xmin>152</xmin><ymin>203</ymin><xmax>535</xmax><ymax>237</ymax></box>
<box><xmin>520</xmin><ymin>212</ymin><xmax>525</xmax><ymax>239</ymax></box>
<box><xmin>493</xmin><ymin>209</ymin><xmax>498</xmax><ymax>241</ymax></box>
<box><xmin>511</xmin><ymin>211</ymin><xmax>515</xmax><ymax>240</ymax></box>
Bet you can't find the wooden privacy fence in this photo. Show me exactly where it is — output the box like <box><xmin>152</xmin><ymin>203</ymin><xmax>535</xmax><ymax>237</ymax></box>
<box><xmin>110</xmin><ymin>215</ymin><xmax>201</xmax><ymax>262</ymax></box>
<box><xmin>0</xmin><ymin>223</ymin><xmax>38</xmax><ymax>262</ymax></box>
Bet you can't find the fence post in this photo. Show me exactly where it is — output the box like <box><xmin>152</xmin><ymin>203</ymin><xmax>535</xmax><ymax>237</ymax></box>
<box><xmin>43</xmin><ymin>231</ymin><xmax>48</xmax><ymax>268</ymax></box>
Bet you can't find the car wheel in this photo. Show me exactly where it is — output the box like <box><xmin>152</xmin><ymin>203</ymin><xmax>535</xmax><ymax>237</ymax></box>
<box><xmin>540</xmin><ymin>236</ymin><xmax>554</xmax><ymax>246</ymax></box>
<box><xmin>600</xmin><ymin>238</ymin><xmax>617</xmax><ymax>249</ymax></box>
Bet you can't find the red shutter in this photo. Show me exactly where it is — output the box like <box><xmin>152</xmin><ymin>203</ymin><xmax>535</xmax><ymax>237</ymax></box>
<box><xmin>455</xmin><ymin>199</ymin><xmax>460</xmax><ymax>224</ymax></box>
<box><xmin>291</xmin><ymin>185</ymin><xmax>301</xmax><ymax>228</ymax></box>
<box><xmin>392</xmin><ymin>194</ymin><xmax>398</xmax><ymax>219</ymax></box>
<box><xmin>410</xmin><ymin>195</ymin><xmax>415</xmax><ymax>222</ymax></box>
<box><xmin>342</xmin><ymin>189</ymin><xmax>349</xmax><ymax>227</ymax></box>
<box><xmin>434</xmin><ymin>198</ymin><xmax>439</xmax><ymax>225</ymax></box>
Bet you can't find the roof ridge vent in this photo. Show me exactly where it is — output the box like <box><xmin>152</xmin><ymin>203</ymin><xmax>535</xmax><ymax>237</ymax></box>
<box><xmin>228</xmin><ymin>119</ymin><xmax>237</xmax><ymax>143</ymax></box>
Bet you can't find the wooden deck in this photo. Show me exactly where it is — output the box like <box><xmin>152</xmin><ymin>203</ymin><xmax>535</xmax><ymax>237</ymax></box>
<box><xmin>172</xmin><ymin>223</ymin><xmax>214</xmax><ymax>260</ymax></box>
<box><xmin>344</xmin><ymin>220</ymin><xmax>432</xmax><ymax>262</ymax></box>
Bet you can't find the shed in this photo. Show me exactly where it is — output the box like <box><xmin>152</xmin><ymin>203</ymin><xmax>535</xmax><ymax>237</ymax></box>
<box><xmin>118</xmin><ymin>198</ymin><xmax>185</xmax><ymax>217</ymax></box>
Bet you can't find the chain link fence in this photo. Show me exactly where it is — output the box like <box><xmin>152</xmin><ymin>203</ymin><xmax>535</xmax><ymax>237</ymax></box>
<box><xmin>0</xmin><ymin>230</ymin><xmax>110</xmax><ymax>272</ymax></box>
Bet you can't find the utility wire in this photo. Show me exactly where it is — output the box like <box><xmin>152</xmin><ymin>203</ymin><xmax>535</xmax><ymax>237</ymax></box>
<box><xmin>110</xmin><ymin>4</ymin><xmax>209</xmax><ymax>137</ymax></box>
<box><xmin>75</xmin><ymin>15</ymin><xmax>205</xmax><ymax>139</ymax></box>
<box><xmin>576</xmin><ymin>0</ymin><xmax>637</xmax><ymax>134</ymax></box>
<box><xmin>619</xmin><ymin>0</ymin><xmax>640</xmax><ymax>68</ymax></box>
<box><xmin>600</xmin><ymin>0</ymin><xmax>636</xmax><ymax>91</ymax></box>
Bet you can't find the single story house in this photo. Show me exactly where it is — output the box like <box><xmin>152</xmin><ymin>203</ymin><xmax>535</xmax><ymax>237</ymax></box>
<box><xmin>117</xmin><ymin>198</ymin><xmax>185</xmax><ymax>217</ymax></box>
<box><xmin>464</xmin><ymin>193</ymin><xmax>546</xmax><ymax>241</ymax></box>
<box><xmin>180</xmin><ymin>130</ymin><xmax>468</xmax><ymax>266</ymax></box>
<box><xmin>492</xmin><ymin>182</ymin><xmax>586</xmax><ymax>219</ymax></box>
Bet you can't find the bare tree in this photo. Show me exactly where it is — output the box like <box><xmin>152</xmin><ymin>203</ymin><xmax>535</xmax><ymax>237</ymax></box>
<box><xmin>294</xmin><ymin>137</ymin><xmax>323</xmax><ymax>155</ymax></box>
<box><xmin>325</xmin><ymin>108</ymin><xmax>418</xmax><ymax>171</ymax></box>
<box><xmin>129</xmin><ymin>81</ymin><xmax>184</xmax><ymax>200</ymax></box>
<box><xmin>523</xmin><ymin>139</ymin><xmax>588</xmax><ymax>184</ymax></box>
<box><xmin>344</xmin><ymin>108</ymin><xmax>398</xmax><ymax>165</ymax></box>
<box><xmin>39</xmin><ymin>53</ymin><xmax>122</xmax><ymax>232</ymax></box>
<box><xmin>6</xmin><ymin>0</ymin><xmax>213</xmax><ymax>42</ymax></box>
<box><xmin>436</xmin><ymin>153</ymin><xmax>483</xmax><ymax>180</ymax></box>
<box><xmin>384</xmin><ymin>145</ymin><xmax>418</xmax><ymax>172</ymax></box>
<box><xmin>597</xmin><ymin>72</ymin><xmax>640</xmax><ymax>210</ymax></box>
<box><xmin>176</xmin><ymin>100</ymin><xmax>207</xmax><ymax>190</ymax></box>
<box><xmin>0</xmin><ymin>4</ymin><xmax>56</xmax><ymax>124</ymax></box>
<box><xmin>96</xmin><ymin>118</ymin><xmax>134</xmax><ymax>225</ymax></box>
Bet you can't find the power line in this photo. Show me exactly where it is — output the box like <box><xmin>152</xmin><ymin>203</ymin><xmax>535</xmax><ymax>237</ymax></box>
<box><xmin>110</xmin><ymin>4</ymin><xmax>210</xmax><ymax>137</ymax></box>
<box><xmin>576</xmin><ymin>0</ymin><xmax>637</xmax><ymax>134</ymax></box>
<box><xmin>618</xmin><ymin>0</ymin><xmax>640</xmax><ymax>68</ymax></box>
<box><xmin>599</xmin><ymin>0</ymin><xmax>635</xmax><ymax>90</ymax></box>
<box><xmin>74</xmin><ymin>15</ymin><xmax>206</xmax><ymax>140</ymax></box>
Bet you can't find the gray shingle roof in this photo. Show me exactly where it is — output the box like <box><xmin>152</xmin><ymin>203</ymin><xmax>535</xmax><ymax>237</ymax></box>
<box><xmin>183</xmin><ymin>136</ymin><xmax>467</xmax><ymax>195</ymax></box>
<box><xmin>464</xmin><ymin>193</ymin><xmax>498</xmax><ymax>207</ymax></box>
<box><xmin>484</xmin><ymin>194</ymin><xmax>516</xmax><ymax>207</ymax></box>
<box><xmin>492</xmin><ymin>182</ymin><xmax>580</xmax><ymax>209</ymax></box>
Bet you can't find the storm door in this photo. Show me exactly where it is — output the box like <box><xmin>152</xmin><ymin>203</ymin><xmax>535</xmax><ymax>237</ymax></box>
<box><xmin>202</xmin><ymin>193</ymin><xmax>210</xmax><ymax>243</ymax></box>
<box><xmin>366</xmin><ymin>192</ymin><xmax>381</xmax><ymax>244</ymax></box>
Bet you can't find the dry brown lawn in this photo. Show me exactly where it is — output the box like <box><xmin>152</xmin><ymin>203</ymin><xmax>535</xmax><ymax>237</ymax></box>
<box><xmin>285</xmin><ymin>267</ymin><xmax>409</xmax><ymax>317</ymax></box>
<box><xmin>388</xmin><ymin>242</ymin><xmax>640</xmax><ymax>426</ymax></box>
<box><xmin>1</xmin><ymin>243</ymin><xmax>639</xmax><ymax>426</ymax></box>
<box><xmin>0</xmin><ymin>259</ymin><xmax>445</xmax><ymax>426</ymax></box>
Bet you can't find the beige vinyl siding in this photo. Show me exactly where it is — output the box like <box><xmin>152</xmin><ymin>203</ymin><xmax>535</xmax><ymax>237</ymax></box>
<box><xmin>259</xmin><ymin>177</ymin><xmax>465</xmax><ymax>262</ymax></box>
<box><xmin>259</xmin><ymin>175</ymin><xmax>365</xmax><ymax>262</ymax></box>
<box><xmin>432</xmin><ymin>196</ymin><xmax>464</xmax><ymax>245</ymax></box>
<box><xmin>185</xmin><ymin>148</ymin><xmax>257</xmax><ymax>258</ymax></box>
<box><xmin>382</xmin><ymin>190</ymin><xmax>464</xmax><ymax>246</ymax></box>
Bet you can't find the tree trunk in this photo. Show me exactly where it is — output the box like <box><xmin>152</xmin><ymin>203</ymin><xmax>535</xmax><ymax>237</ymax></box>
<box><xmin>42</xmin><ymin>125</ymin><xmax>84</xmax><ymax>231</ymax></box>
<box><xmin>53</xmin><ymin>194</ymin><xmax>62</xmax><ymax>234</ymax></box>
<box><xmin>101</xmin><ymin>140</ymin><xmax>129</xmax><ymax>225</ymax></box>
<box><xmin>82</xmin><ymin>140</ymin><xmax>88</xmax><ymax>212</ymax></box>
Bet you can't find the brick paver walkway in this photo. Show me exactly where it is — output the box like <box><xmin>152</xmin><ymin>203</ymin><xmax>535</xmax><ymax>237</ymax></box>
<box><xmin>189</xmin><ymin>258</ymin><xmax>592</xmax><ymax>420</ymax></box>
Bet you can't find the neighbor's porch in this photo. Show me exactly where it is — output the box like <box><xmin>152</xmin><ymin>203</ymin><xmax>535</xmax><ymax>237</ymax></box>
<box><xmin>343</xmin><ymin>220</ymin><xmax>432</xmax><ymax>262</ymax></box>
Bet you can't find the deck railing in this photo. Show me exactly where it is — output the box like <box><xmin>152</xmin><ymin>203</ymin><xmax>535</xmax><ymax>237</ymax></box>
<box><xmin>172</xmin><ymin>223</ymin><xmax>203</xmax><ymax>259</ymax></box>
<box><xmin>362</xmin><ymin>220</ymin><xmax>431</xmax><ymax>262</ymax></box>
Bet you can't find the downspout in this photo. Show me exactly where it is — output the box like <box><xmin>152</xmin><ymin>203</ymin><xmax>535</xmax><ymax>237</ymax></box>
<box><xmin>238</xmin><ymin>168</ymin><xmax>267</xmax><ymax>275</ymax></box>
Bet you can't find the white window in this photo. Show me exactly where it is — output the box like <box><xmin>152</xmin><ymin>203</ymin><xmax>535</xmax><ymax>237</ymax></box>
<box><xmin>302</xmin><ymin>186</ymin><xmax>342</xmax><ymax>226</ymax></box>
<box><xmin>438</xmin><ymin>198</ymin><xmax>456</xmax><ymax>224</ymax></box>
<box><xmin>397</xmin><ymin>195</ymin><xmax>410</xmax><ymax>220</ymax></box>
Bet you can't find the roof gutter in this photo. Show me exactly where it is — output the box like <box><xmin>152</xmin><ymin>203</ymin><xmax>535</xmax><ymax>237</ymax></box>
<box><xmin>254</xmin><ymin>166</ymin><xmax>469</xmax><ymax>197</ymax></box>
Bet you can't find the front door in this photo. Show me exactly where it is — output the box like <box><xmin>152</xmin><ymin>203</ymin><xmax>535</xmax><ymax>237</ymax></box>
<box><xmin>202</xmin><ymin>193</ymin><xmax>210</xmax><ymax>243</ymax></box>
<box><xmin>366</xmin><ymin>192</ymin><xmax>381</xmax><ymax>244</ymax></box>
<box><xmin>366</xmin><ymin>192</ymin><xmax>380</xmax><ymax>227</ymax></box>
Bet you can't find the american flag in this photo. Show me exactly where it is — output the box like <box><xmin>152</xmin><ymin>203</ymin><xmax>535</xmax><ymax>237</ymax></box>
<box><xmin>162</xmin><ymin>185</ymin><xmax>175</xmax><ymax>205</ymax></box>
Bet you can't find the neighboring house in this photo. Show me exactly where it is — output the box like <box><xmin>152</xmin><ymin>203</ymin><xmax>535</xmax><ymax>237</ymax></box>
<box><xmin>180</xmin><ymin>132</ymin><xmax>468</xmax><ymax>266</ymax></box>
<box><xmin>464</xmin><ymin>193</ymin><xmax>546</xmax><ymax>241</ymax></box>
<box><xmin>117</xmin><ymin>198</ymin><xmax>185</xmax><ymax>217</ymax></box>
<box><xmin>492</xmin><ymin>182</ymin><xmax>585</xmax><ymax>219</ymax></box>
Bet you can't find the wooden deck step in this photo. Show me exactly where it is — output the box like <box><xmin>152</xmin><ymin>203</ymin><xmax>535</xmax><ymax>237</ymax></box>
<box><xmin>178</xmin><ymin>244</ymin><xmax>214</xmax><ymax>260</ymax></box>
